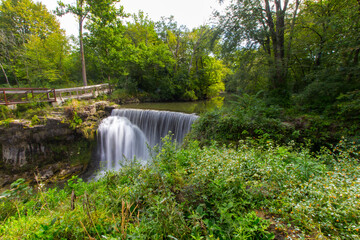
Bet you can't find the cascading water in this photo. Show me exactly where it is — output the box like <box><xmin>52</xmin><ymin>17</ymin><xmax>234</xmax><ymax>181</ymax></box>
<box><xmin>111</xmin><ymin>109</ymin><xmax>198</xmax><ymax>147</ymax></box>
<box><xmin>97</xmin><ymin>116</ymin><xmax>149</xmax><ymax>171</ymax></box>
<box><xmin>97</xmin><ymin>109</ymin><xmax>198</xmax><ymax>172</ymax></box>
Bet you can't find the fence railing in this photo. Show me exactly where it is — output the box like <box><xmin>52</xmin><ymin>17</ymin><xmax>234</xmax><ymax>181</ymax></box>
<box><xmin>55</xmin><ymin>84</ymin><xmax>111</xmax><ymax>102</ymax></box>
<box><xmin>0</xmin><ymin>84</ymin><xmax>110</xmax><ymax>105</ymax></box>
<box><xmin>0</xmin><ymin>88</ymin><xmax>56</xmax><ymax>105</ymax></box>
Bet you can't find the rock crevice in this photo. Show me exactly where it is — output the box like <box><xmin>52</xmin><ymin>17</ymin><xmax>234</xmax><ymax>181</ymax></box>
<box><xmin>0</xmin><ymin>101</ymin><xmax>117</xmax><ymax>188</ymax></box>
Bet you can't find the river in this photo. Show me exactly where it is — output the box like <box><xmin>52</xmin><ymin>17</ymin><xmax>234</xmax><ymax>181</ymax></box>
<box><xmin>120</xmin><ymin>96</ymin><xmax>227</xmax><ymax>114</ymax></box>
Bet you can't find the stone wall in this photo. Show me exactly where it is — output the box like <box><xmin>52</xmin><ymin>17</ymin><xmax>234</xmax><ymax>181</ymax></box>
<box><xmin>0</xmin><ymin>101</ymin><xmax>117</xmax><ymax>188</ymax></box>
<box><xmin>0</xmin><ymin>118</ymin><xmax>74</xmax><ymax>168</ymax></box>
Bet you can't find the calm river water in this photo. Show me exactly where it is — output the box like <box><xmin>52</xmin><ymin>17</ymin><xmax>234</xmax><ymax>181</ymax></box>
<box><xmin>120</xmin><ymin>95</ymin><xmax>230</xmax><ymax>114</ymax></box>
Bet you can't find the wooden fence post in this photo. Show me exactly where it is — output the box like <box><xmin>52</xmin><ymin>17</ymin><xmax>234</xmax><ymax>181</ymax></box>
<box><xmin>3</xmin><ymin>90</ymin><xmax>7</xmax><ymax>105</ymax></box>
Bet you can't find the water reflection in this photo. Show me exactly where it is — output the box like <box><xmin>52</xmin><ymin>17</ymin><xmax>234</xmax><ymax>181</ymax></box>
<box><xmin>120</xmin><ymin>96</ymin><xmax>225</xmax><ymax>114</ymax></box>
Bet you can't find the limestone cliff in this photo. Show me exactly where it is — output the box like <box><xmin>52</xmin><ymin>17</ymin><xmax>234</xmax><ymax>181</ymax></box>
<box><xmin>0</xmin><ymin>101</ymin><xmax>117</xmax><ymax>188</ymax></box>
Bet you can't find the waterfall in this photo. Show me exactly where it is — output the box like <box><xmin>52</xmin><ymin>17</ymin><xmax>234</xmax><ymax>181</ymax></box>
<box><xmin>97</xmin><ymin>109</ymin><xmax>198</xmax><ymax>171</ymax></box>
<box><xmin>111</xmin><ymin>109</ymin><xmax>198</xmax><ymax>147</ymax></box>
<box><xmin>97</xmin><ymin>116</ymin><xmax>149</xmax><ymax>171</ymax></box>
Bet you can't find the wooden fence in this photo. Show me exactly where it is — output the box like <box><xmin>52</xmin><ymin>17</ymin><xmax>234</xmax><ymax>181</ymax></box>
<box><xmin>0</xmin><ymin>84</ymin><xmax>111</xmax><ymax>105</ymax></box>
<box><xmin>0</xmin><ymin>88</ymin><xmax>56</xmax><ymax>105</ymax></box>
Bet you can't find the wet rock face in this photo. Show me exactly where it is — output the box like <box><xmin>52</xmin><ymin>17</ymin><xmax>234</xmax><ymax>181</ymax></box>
<box><xmin>0</xmin><ymin>119</ymin><xmax>83</xmax><ymax>189</ymax></box>
<box><xmin>0</xmin><ymin>101</ymin><xmax>118</xmax><ymax>189</ymax></box>
<box><xmin>0</xmin><ymin>118</ymin><xmax>75</xmax><ymax>168</ymax></box>
<box><xmin>0</xmin><ymin>101</ymin><xmax>117</xmax><ymax>169</ymax></box>
<box><xmin>2</xmin><ymin>142</ymin><xmax>32</xmax><ymax>167</ymax></box>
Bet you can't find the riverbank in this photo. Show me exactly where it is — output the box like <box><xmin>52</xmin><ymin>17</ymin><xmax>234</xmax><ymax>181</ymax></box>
<box><xmin>0</xmin><ymin>100</ymin><xmax>118</xmax><ymax>190</ymax></box>
<box><xmin>1</xmin><ymin>138</ymin><xmax>359</xmax><ymax>239</ymax></box>
<box><xmin>1</xmin><ymin>95</ymin><xmax>359</xmax><ymax>239</ymax></box>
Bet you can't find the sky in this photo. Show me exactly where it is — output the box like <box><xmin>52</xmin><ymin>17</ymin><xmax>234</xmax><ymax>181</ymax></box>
<box><xmin>37</xmin><ymin>0</ymin><xmax>226</xmax><ymax>37</ymax></box>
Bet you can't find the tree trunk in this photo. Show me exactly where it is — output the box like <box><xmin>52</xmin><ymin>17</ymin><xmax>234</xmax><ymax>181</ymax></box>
<box><xmin>188</xmin><ymin>29</ymin><xmax>209</xmax><ymax>74</ymax></box>
<box><xmin>0</xmin><ymin>62</ymin><xmax>10</xmax><ymax>87</ymax></box>
<box><xmin>354</xmin><ymin>48</ymin><xmax>359</xmax><ymax>65</ymax></box>
<box><xmin>274</xmin><ymin>0</ymin><xmax>288</xmax><ymax>89</ymax></box>
<box><xmin>79</xmin><ymin>4</ymin><xmax>87</xmax><ymax>86</ymax></box>
<box><xmin>285</xmin><ymin>0</ymin><xmax>300</xmax><ymax>76</ymax></box>
<box><xmin>265</xmin><ymin>0</ymin><xmax>289</xmax><ymax>91</ymax></box>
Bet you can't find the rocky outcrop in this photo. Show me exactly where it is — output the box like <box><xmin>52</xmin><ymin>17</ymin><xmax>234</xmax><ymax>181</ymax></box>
<box><xmin>0</xmin><ymin>118</ymin><xmax>74</xmax><ymax>167</ymax></box>
<box><xmin>0</xmin><ymin>100</ymin><xmax>118</xmax><ymax>188</ymax></box>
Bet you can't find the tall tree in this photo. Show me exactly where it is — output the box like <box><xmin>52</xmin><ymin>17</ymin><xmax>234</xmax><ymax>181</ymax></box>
<box><xmin>0</xmin><ymin>0</ymin><xmax>68</xmax><ymax>86</ymax></box>
<box><xmin>290</xmin><ymin>0</ymin><xmax>360</xmax><ymax>109</ymax></box>
<box><xmin>0</xmin><ymin>61</ymin><xmax>10</xmax><ymax>87</ymax></box>
<box><xmin>216</xmin><ymin>0</ymin><xmax>301</xmax><ymax>97</ymax></box>
<box><xmin>123</xmin><ymin>12</ymin><xmax>175</xmax><ymax>98</ymax></box>
<box><xmin>56</xmin><ymin>0</ymin><xmax>89</xmax><ymax>86</ymax></box>
<box><xmin>0</xmin><ymin>30</ymin><xmax>19</xmax><ymax>86</ymax></box>
<box><xmin>85</xmin><ymin>0</ymin><xmax>128</xmax><ymax>83</ymax></box>
<box><xmin>156</xmin><ymin>16</ymin><xmax>189</xmax><ymax>73</ymax></box>
<box><xmin>187</xmin><ymin>26</ymin><xmax>212</xmax><ymax>74</ymax></box>
<box><xmin>156</xmin><ymin>17</ymin><xmax>228</xmax><ymax>100</ymax></box>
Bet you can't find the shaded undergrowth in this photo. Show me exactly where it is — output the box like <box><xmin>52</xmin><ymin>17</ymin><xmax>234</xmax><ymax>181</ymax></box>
<box><xmin>1</xmin><ymin>136</ymin><xmax>359</xmax><ymax>239</ymax></box>
<box><xmin>189</xmin><ymin>94</ymin><xmax>360</xmax><ymax>153</ymax></box>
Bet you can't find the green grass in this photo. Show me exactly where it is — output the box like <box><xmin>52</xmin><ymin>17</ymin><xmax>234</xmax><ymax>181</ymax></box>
<box><xmin>1</xmin><ymin>136</ymin><xmax>359</xmax><ymax>239</ymax></box>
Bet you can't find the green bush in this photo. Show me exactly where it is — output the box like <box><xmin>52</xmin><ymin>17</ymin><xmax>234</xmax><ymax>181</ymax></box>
<box><xmin>189</xmin><ymin>94</ymin><xmax>292</xmax><ymax>146</ymax></box>
<box><xmin>30</xmin><ymin>115</ymin><xmax>41</xmax><ymax>126</ymax></box>
<box><xmin>15</xmin><ymin>101</ymin><xmax>50</xmax><ymax>119</ymax></box>
<box><xmin>69</xmin><ymin>112</ymin><xmax>82</xmax><ymax>130</ymax></box>
<box><xmin>0</xmin><ymin>105</ymin><xmax>11</xmax><ymax>120</ymax></box>
<box><xmin>190</xmin><ymin>94</ymin><xmax>343</xmax><ymax>150</ymax></box>
<box><xmin>336</xmin><ymin>90</ymin><xmax>360</xmax><ymax>121</ymax></box>
<box><xmin>1</xmin><ymin>137</ymin><xmax>359</xmax><ymax>239</ymax></box>
<box><xmin>109</xmin><ymin>88</ymin><xmax>132</xmax><ymax>101</ymax></box>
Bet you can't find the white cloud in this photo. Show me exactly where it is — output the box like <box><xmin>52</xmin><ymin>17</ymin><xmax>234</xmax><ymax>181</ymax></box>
<box><xmin>122</xmin><ymin>0</ymin><xmax>223</xmax><ymax>29</ymax></box>
<box><xmin>37</xmin><ymin>0</ymin><xmax>78</xmax><ymax>36</ymax></box>
<box><xmin>38</xmin><ymin>0</ymin><xmax>225</xmax><ymax>36</ymax></box>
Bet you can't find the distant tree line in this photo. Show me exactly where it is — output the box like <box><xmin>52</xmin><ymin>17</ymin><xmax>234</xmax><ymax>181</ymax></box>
<box><xmin>217</xmin><ymin>0</ymin><xmax>360</xmax><ymax>110</ymax></box>
<box><xmin>0</xmin><ymin>0</ymin><xmax>359</xmax><ymax>107</ymax></box>
<box><xmin>0</xmin><ymin>0</ymin><xmax>226</xmax><ymax>101</ymax></box>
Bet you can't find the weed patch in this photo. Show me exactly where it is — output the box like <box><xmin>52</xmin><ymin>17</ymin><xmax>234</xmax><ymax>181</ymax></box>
<box><xmin>1</xmin><ymin>137</ymin><xmax>359</xmax><ymax>239</ymax></box>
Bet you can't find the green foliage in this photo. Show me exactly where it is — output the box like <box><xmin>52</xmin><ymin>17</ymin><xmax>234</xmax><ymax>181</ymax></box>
<box><xmin>1</xmin><ymin>137</ymin><xmax>359</xmax><ymax>239</ymax></box>
<box><xmin>0</xmin><ymin>178</ymin><xmax>32</xmax><ymax>222</ymax></box>
<box><xmin>190</xmin><ymin>94</ymin><xmax>343</xmax><ymax>150</ymax></box>
<box><xmin>217</xmin><ymin>0</ymin><xmax>360</xmax><ymax>110</ymax></box>
<box><xmin>23</xmin><ymin>32</ymin><xmax>69</xmax><ymax>87</ymax></box>
<box><xmin>30</xmin><ymin>114</ymin><xmax>42</xmax><ymax>126</ymax></box>
<box><xmin>0</xmin><ymin>105</ymin><xmax>11</xmax><ymax>120</ymax></box>
<box><xmin>336</xmin><ymin>90</ymin><xmax>360</xmax><ymax>121</ymax></box>
<box><xmin>190</xmin><ymin>94</ymin><xmax>289</xmax><ymax>145</ymax></box>
<box><xmin>0</xmin><ymin>117</ymin><xmax>12</xmax><ymax>127</ymax></box>
<box><xmin>0</xmin><ymin>0</ymin><xmax>70</xmax><ymax>87</ymax></box>
<box><xmin>233</xmin><ymin>211</ymin><xmax>274</xmax><ymax>239</ymax></box>
<box><xmin>69</xmin><ymin>112</ymin><xmax>83</xmax><ymax>130</ymax></box>
<box><xmin>85</xmin><ymin>12</ymin><xmax>228</xmax><ymax>101</ymax></box>
<box><xmin>224</xmin><ymin>50</ymin><xmax>269</xmax><ymax>94</ymax></box>
<box><xmin>0</xmin><ymin>178</ymin><xmax>32</xmax><ymax>200</ymax></box>
<box><xmin>62</xmin><ymin>100</ymin><xmax>84</xmax><ymax>129</ymax></box>
<box><xmin>295</xmin><ymin>76</ymin><xmax>344</xmax><ymax>112</ymax></box>
<box><xmin>1</xmin><ymin>0</ymin><xmax>227</xmax><ymax>99</ymax></box>
<box><xmin>14</xmin><ymin>101</ymin><xmax>50</xmax><ymax>120</ymax></box>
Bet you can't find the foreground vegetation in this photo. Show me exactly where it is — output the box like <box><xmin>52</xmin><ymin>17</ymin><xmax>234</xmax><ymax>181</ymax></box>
<box><xmin>1</xmin><ymin>134</ymin><xmax>359</xmax><ymax>239</ymax></box>
<box><xmin>0</xmin><ymin>0</ymin><xmax>358</xmax><ymax>236</ymax></box>
<box><xmin>1</xmin><ymin>0</ymin><xmax>359</xmax><ymax>107</ymax></box>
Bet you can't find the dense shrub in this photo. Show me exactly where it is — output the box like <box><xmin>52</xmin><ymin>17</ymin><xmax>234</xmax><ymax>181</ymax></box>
<box><xmin>0</xmin><ymin>105</ymin><xmax>11</xmax><ymax>120</ymax></box>
<box><xmin>189</xmin><ymin>94</ymin><xmax>287</xmax><ymax>145</ymax></box>
<box><xmin>189</xmin><ymin>94</ymin><xmax>343</xmax><ymax>150</ymax></box>
<box><xmin>1</xmin><ymin>137</ymin><xmax>359</xmax><ymax>239</ymax></box>
<box><xmin>335</xmin><ymin>90</ymin><xmax>360</xmax><ymax>122</ymax></box>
